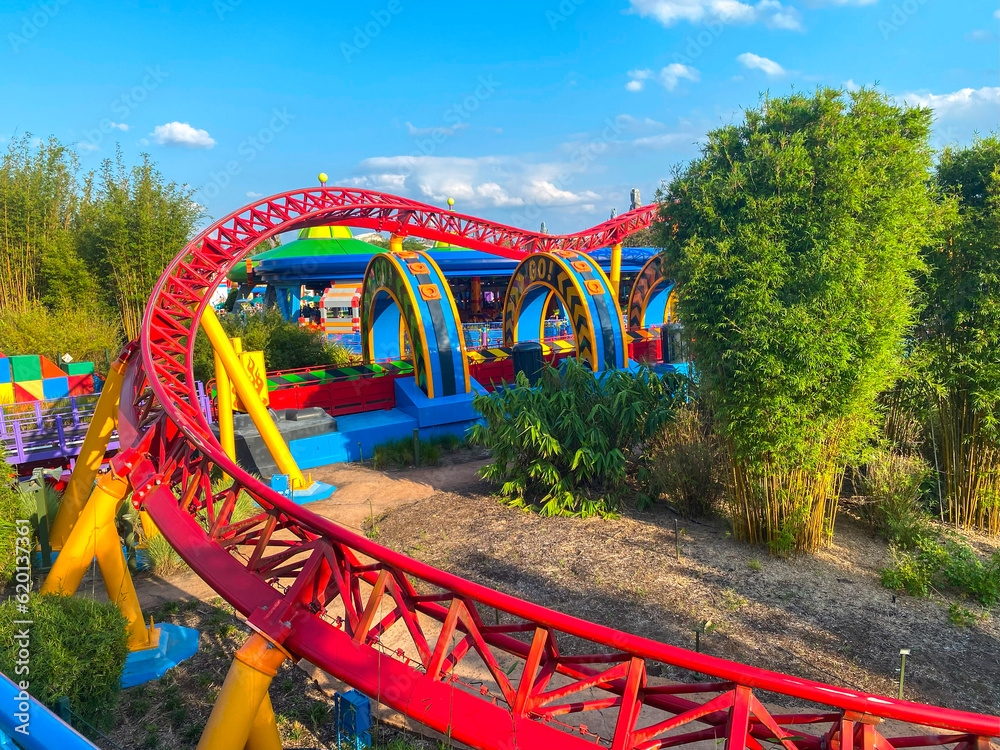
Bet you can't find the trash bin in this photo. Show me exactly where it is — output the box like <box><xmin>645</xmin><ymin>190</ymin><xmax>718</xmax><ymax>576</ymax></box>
<box><xmin>661</xmin><ymin>323</ymin><xmax>685</xmax><ymax>364</ymax></box>
<box><xmin>512</xmin><ymin>341</ymin><xmax>544</xmax><ymax>385</ymax></box>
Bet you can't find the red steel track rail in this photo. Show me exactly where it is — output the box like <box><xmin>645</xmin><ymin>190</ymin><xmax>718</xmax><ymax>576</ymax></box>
<box><xmin>116</xmin><ymin>189</ymin><xmax>997</xmax><ymax>750</ymax></box>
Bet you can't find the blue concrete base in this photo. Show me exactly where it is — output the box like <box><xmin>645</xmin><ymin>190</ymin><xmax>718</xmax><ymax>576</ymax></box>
<box><xmin>288</xmin><ymin>377</ymin><xmax>485</xmax><ymax>467</ymax></box>
<box><xmin>394</xmin><ymin>376</ymin><xmax>487</xmax><ymax>427</ymax></box>
<box><xmin>270</xmin><ymin>474</ymin><xmax>337</xmax><ymax>505</ymax></box>
<box><xmin>121</xmin><ymin>623</ymin><xmax>200</xmax><ymax>688</ymax></box>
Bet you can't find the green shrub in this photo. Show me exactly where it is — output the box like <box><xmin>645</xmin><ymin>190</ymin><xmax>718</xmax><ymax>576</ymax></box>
<box><xmin>0</xmin><ymin>594</ymin><xmax>129</xmax><ymax>728</ymax></box>
<box><xmin>650</xmin><ymin>404</ymin><xmax>724</xmax><ymax>518</ymax></box>
<box><xmin>0</xmin><ymin>302</ymin><xmax>121</xmax><ymax>373</ymax></box>
<box><xmin>470</xmin><ymin>360</ymin><xmax>686</xmax><ymax>517</ymax></box>
<box><xmin>882</xmin><ymin>534</ymin><xmax>1000</xmax><ymax>606</ymax></box>
<box><xmin>854</xmin><ymin>449</ymin><xmax>931</xmax><ymax>549</ymax></box>
<box><xmin>192</xmin><ymin>309</ymin><xmax>351</xmax><ymax>382</ymax></box>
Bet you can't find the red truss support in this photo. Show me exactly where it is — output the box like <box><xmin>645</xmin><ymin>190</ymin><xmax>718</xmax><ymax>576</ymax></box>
<box><xmin>117</xmin><ymin>188</ymin><xmax>997</xmax><ymax>750</ymax></box>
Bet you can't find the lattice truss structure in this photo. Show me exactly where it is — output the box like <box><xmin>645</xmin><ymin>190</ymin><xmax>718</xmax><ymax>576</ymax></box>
<box><xmin>114</xmin><ymin>188</ymin><xmax>996</xmax><ymax>750</ymax></box>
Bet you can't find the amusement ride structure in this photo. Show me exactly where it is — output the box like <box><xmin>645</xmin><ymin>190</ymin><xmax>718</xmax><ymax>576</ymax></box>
<box><xmin>37</xmin><ymin>187</ymin><xmax>999</xmax><ymax>750</ymax></box>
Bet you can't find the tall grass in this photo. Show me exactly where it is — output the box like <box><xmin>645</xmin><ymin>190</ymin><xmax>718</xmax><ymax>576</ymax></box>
<box><xmin>650</xmin><ymin>404</ymin><xmax>724</xmax><ymax>518</ymax></box>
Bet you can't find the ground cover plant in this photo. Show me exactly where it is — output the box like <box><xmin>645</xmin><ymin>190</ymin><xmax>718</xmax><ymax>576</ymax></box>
<box><xmin>0</xmin><ymin>594</ymin><xmax>129</xmax><ymax>728</ymax></box>
<box><xmin>470</xmin><ymin>359</ymin><xmax>686</xmax><ymax>517</ymax></box>
<box><xmin>658</xmin><ymin>88</ymin><xmax>940</xmax><ymax>555</ymax></box>
<box><xmin>882</xmin><ymin>533</ymin><xmax>1000</xmax><ymax>606</ymax></box>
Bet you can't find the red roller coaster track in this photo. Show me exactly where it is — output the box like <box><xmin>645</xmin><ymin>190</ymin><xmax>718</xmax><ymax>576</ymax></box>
<box><xmin>117</xmin><ymin>188</ymin><xmax>996</xmax><ymax>750</ymax></box>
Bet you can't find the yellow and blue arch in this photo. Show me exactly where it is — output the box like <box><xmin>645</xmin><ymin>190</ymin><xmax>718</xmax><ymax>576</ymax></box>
<box><xmin>360</xmin><ymin>250</ymin><xmax>471</xmax><ymax>399</ymax></box>
<box><xmin>502</xmin><ymin>251</ymin><xmax>628</xmax><ymax>371</ymax></box>
<box><xmin>627</xmin><ymin>254</ymin><xmax>676</xmax><ymax>331</ymax></box>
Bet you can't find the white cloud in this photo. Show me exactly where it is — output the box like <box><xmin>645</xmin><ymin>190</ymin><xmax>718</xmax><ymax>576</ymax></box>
<box><xmin>150</xmin><ymin>122</ymin><xmax>215</xmax><ymax>149</ymax></box>
<box><xmin>627</xmin><ymin>65</ymin><xmax>699</xmax><ymax>92</ymax></box>
<box><xmin>843</xmin><ymin>78</ymin><xmax>860</xmax><ymax>91</ymax></box>
<box><xmin>405</xmin><ymin>121</ymin><xmax>469</xmax><ymax>137</ymax></box>
<box><xmin>77</xmin><ymin>142</ymin><xmax>100</xmax><ymax>152</ymax></box>
<box><xmin>898</xmin><ymin>86</ymin><xmax>1000</xmax><ymax>143</ymax></box>
<box><xmin>343</xmin><ymin>115</ymin><xmax>702</xmax><ymax>228</ymax></box>
<box><xmin>965</xmin><ymin>29</ymin><xmax>997</xmax><ymax>43</ymax></box>
<box><xmin>110</xmin><ymin>122</ymin><xmax>129</xmax><ymax>132</ymax></box>
<box><xmin>246</xmin><ymin>191</ymin><xmax>263</xmax><ymax>198</ymax></box>
<box><xmin>737</xmin><ymin>52</ymin><xmax>787</xmax><ymax>76</ymax></box>
<box><xmin>660</xmin><ymin>63</ymin><xmax>701</xmax><ymax>90</ymax></box>
<box><xmin>345</xmin><ymin>155</ymin><xmax>604</xmax><ymax>210</ymax></box>
<box><xmin>628</xmin><ymin>0</ymin><xmax>802</xmax><ymax>30</ymax></box>
<box><xmin>900</xmin><ymin>86</ymin><xmax>1000</xmax><ymax>118</ymax></box>
<box><xmin>626</xmin><ymin>68</ymin><xmax>654</xmax><ymax>91</ymax></box>
<box><xmin>995</xmin><ymin>8</ymin><xmax>999</xmax><ymax>19</ymax></box>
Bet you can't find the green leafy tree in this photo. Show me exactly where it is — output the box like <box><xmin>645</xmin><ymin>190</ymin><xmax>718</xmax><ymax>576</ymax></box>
<box><xmin>0</xmin><ymin>136</ymin><xmax>93</xmax><ymax>310</ymax></box>
<box><xmin>76</xmin><ymin>150</ymin><xmax>202</xmax><ymax>339</ymax></box>
<box><xmin>658</xmin><ymin>88</ymin><xmax>939</xmax><ymax>554</ymax></box>
<box><xmin>918</xmin><ymin>135</ymin><xmax>1000</xmax><ymax>534</ymax></box>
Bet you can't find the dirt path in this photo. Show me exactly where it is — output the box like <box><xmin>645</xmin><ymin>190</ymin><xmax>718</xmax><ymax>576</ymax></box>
<box><xmin>121</xmin><ymin>455</ymin><xmax>489</xmax><ymax>610</ymax></box>
<box><xmin>372</xmin><ymin>491</ymin><xmax>1000</xmax><ymax>718</ymax></box>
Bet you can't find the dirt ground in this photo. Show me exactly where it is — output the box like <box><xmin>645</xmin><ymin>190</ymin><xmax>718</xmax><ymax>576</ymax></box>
<box><xmin>97</xmin><ymin>454</ymin><xmax>998</xmax><ymax>747</ymax></box>
<box><xmin>366</xmin><ymin>479</ymin><xmax>1000</xmax><ymax>716</ymax></box>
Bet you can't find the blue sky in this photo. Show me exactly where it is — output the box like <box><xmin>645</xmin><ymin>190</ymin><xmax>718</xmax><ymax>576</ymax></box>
<box><xmin>2</xmin><ymin>0</ymin><xmax>997</xmax><ymax>233</ymax></box>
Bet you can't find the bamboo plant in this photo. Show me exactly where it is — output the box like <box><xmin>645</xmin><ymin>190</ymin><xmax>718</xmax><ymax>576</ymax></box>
<box><xmin>658</xmin><ymin>88</ymin><xmax>939</xmax><ymax>555</ymax></box>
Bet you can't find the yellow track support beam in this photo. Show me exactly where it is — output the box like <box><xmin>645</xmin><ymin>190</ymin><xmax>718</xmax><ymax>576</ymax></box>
<box><xmin>197</xmin><ymin>632</ymin><xmax>288</xmax><ymax>750</ymax></box>
<box><xmin>48</xmin><ymin>356</ymin><xmax>127</xmax><ymax>550</ymax></box>
<box><xmin>200</xmin><ymin>307</ymin><xmax>306</xmax><ymax>489</ymax></box>
<box><xmin>40</xmin><ymin>471</ymin><xmax>157</xmax><ymax>651</ymax></box>
<box><xmin>390</xmin><ymin>233</ymin><xmax>403</xmax><ymax>252</ymax></box>
<box><xmin>611</xmin><ymin>242</ymin><xmax>623</xmax><ymax>300</ymax></box>
<box><xmin>244</xmin><ymin>694</ymin><xmax>282</xmax><ymax>750</ymax></box>
<box><xmin>215</xmin><ymin>343</ymin><xmax>236</xmax><ymax>462</ymax></box>
<box><xmin>139</xmin><ymin>509</ymin><xmax>160</xmax><ymax>541</ymax></box>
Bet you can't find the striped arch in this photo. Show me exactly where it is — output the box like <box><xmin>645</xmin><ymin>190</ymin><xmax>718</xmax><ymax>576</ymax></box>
<box><xmin>627</xmin><ymin>254</ymin><xmax>677</xmax><ymax>331</ymax></box>
<box><xmin>360</xmin><ymin>250</ymin><xmax>470</xmax><ymax>398</ymax></box>
<box><xmin>502</xmin><ymin>251</ymin><xmax>628</xmax><ymax>371</ymax></box>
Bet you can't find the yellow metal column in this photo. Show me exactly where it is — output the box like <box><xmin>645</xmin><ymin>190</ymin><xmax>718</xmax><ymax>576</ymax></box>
<box><xmin>244</xmin><ymin>694</ymin><xmax>282</xmax><ymax>750</ymax></box>
<box><xmin>49</xmin><ymin>357</ymin><xmax>127</xmax><ymax>549</ymax></box>
<box><xmin>199</xmin><ymin>307</ymin><xmax>306</xmax><ymax>489</ymax></box>
<box><xmin>214</xmin><ymin>343</ymin><xmax>236</xmax><ymax>462</ymax></box>
<box><xmin>40</xmin><ymin>471</ymin><xmax>156</xmax><ymax>651</ymax></box>
<box><xmin>197</xmin><ymin>633</ymin><xmax>288</xmax><ymax>750</ymax></box>
<box><xmin>610</xmin><ymin>242</ymin><xmax>623</xmax><ymax>300</ymax></box>
<box><xmin>390</xmin><ymin>234</ymin><xmax>403</xmax><ymax>252</ymax></box>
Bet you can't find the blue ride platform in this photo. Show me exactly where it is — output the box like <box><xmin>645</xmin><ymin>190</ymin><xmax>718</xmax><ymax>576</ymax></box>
<box><xmin>121</xmin><ymin>622</ymin><xmax>200</xmax><ymax>688</ymax></box>
<box><xmin>288</xmin><ymin>376</ymin><xmax>485</xmax><ymax>467</ymax></box>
